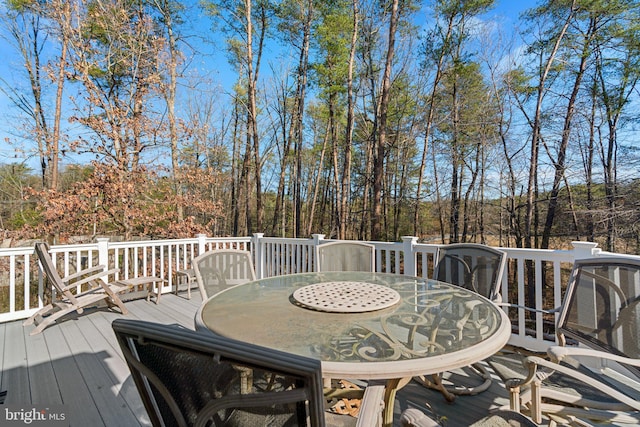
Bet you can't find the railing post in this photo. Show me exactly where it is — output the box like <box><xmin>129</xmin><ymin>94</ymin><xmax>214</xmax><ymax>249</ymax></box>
<box><xmin>402</xmin><ymin>236</ymin><xmax>418</xmax><ymax>276</ymax></box>
<box><xmin>97</xmin><ymin>238</ymin><xmax>110</xmax><ymax>269</ymax></box>
<box><xmin>253</xmin><ymin>233</ymin><xmax>265</xmax><ymax>279</ymax></box>
<box><xmin>197</xmin><ymin>234</ymin><xmax>207</xmax><ymax>255</ymax></box>
<box><xmin>571</xmin><ymin>241</ymin><xmax>600</xmax><ymax>260</ymax></box>
<box><xmin>311</xmin><ymin>234</ymin><xmax>325</xmax><ymax>272</ymax></box>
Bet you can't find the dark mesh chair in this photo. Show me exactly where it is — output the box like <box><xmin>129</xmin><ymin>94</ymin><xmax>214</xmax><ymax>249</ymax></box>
<box><xmin>557</xmin><ymin>258</ymin><xmax>640</xmax><ymax>360</ymax></box>
<box><xmin>113</xmin><ymin>319</ymin><xmax>385</xmax><ymax>427</ymax></box>
<box><xmin>496</xmin><ymin>258</ymin><xmax>640</xmax><ymax>425</ymax></box>
<box><xmin>416</xmin><ymin>243</ymin><xmax>507</xmax><ymax>400</ymax></box>
<box><xmin>432</xmin><ymin>243</ymin><xmax>507</xmax><ymax>302</ymax></box>
<box><xmin>113</xmin><ymin>319</ymin><xmax>325</xmax><ymax>427</ymax></box>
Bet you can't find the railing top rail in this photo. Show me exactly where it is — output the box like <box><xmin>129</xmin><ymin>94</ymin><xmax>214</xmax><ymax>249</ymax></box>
<box><xmin>107</xmin><ymin>237</ymin><xmax>249</xmax><ymax>248</ymax></box>
<box><xmin>0</xmin><ymin>246</ymin><xmax>36</xmax><ymax>256</ymax></box>
<box><xmin>599</xmin><ymin>250</ymin><xmax>640</xmax><ymax>261</ymax></box>
<box><xmin>0</xmin><ymin>243</ymin><xmax>100</xmax><ymax>255</ymax></box>
<box><xmin>256</xmin><ymin>236</ymin><xmax>316</xmax><ymax>243</ymax></box>
<box><xmin>366</xmin><ymin>241</ymin><xmax>403</xmax><ymax>249</ymax></box>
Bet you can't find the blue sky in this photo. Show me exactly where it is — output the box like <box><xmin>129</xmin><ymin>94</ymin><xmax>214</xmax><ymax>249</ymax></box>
<box><xmin>0</xmin><ymin>0</ymin><xmax>539</xmax><ymax>168</ymax></box>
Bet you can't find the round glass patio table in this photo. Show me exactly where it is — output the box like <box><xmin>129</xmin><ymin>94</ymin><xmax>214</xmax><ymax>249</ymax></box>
<box><xmin>195</xmin><ymin>271</ymin><xmax>510</xmax><ymax>426</ymax></box>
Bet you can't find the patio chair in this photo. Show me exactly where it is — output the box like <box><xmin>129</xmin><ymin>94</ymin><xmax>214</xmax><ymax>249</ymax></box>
<box><xmin>173</xmin><ymin>268</ymin><xmax>196</xmax><ymax>299</ymax></box>
<box><xmin>113</xmin><ymin>319</ymin><xmax>385</xmax><ymax>427</ymax></box>
<box><xmin>431</xmin><ymin>243</ymin><xmax>507</xmax><ymax>302</ymax></box>
<box><xmin>193</xmin><ymin>249</ymin><xmax>256</xmax><ymax>300</ymax></box>
<box><xmin>414</xmin><ymin>243</ymin><xmax>507</xmax><ymax>401</ymax></box>
<box><xmin>316</xmin><ymin>241</ymin><xmax>375</xmax><ymax>272</ymax></box>
<box><xmin>23</xmin><ymin>242</ymin><xmax>139</xmax><ymax>335</ymax></box>
<box><xmin>490</xmin><ymin>257</ymin><xmax>640</xmax><ymax>425</ymax></box>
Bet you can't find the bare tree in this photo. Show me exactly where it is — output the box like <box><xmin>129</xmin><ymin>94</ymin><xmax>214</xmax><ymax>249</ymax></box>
<box><xmin>371</xmin><ymin>0</ymin><xmax>399</xmax><ymax>240</ymax></box>
<box><xmin>0</xmin><ymin>1</ymin><xmax>65</xmax><ymax>190</ymax></box>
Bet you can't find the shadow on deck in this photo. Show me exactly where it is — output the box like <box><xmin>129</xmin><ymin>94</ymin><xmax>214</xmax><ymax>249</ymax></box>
<box><xmin>1</xmin><ymin>293</ymin><xmax>520</xmax><ymax>426</ymax></box>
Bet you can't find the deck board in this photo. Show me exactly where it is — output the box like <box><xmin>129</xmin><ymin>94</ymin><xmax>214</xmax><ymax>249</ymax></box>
<box><xmin>25</xmin><ymin>324</ymin><xmax>63</xmax><ymax>405</ymax></box>
<box><xmin>0</xmin><ymin>323</ymin><xmax>4</xmax><ymax>401</ymax></box>
<box><xmin>43</xmin><ymin>324</ymin><xmax>106</xmax><ymax>425</ymax></box>
<box><xmin>1</xmin><ymin>293</ymin><xmax>527</xmax><ymax>426</ymax></box>
<box><xmin>59</xmin><ymin>319</ymin><xmax>140</xmax><ymax>426</ymax></box>
<box><xmin>3</xmin><ymin>321</ymin><xmax>30</xmax><ymax>405</ymax></box>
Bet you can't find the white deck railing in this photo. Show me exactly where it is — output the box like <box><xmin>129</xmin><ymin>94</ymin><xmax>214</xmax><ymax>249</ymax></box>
<box><xmin>0</xmin><ymin>234</ymin><xmax>631</xmax><ymax>351</ymax></box>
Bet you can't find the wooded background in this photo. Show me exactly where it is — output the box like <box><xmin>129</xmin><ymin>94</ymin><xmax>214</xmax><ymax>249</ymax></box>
<box><xmin>0</xmin><ymin>0</ymin><xmax>639</xmax><ymax>253</ymax></box>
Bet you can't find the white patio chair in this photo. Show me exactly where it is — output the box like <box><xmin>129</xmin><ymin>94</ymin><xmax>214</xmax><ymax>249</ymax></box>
<box><xmin>489</xmin><ymin>257</ymin><xmax>640</xmax><ymax>425</ymax></box>
<box><xmin>316</xmin><ymin>241</ymin><xmax>375</xmax><ymax>272</ymax></box>
<box><xmin>193</xmin><ymin>249</ymin><xmax>256</xmax><ymax>300</ymax></box>
<box><xmin>415</xmin><ymin>243</ymin><xmax>507</xmax><ymax>400</ymax></box>
<box><xmin>113</xmin><ymin>319</ymin><xmax>386</xmax><ymax>427</ymax></box>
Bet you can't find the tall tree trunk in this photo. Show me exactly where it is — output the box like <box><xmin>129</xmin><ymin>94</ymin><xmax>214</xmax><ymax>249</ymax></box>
<box><xmin>585</xmin><ymin>80</ymin><xmax>597</xmax><ymax>241</ymax></box>
<box><xmin>340</xmin><ymin>0</ymin><xmax>358</xmax><ymax>240</ymax></box>
<box><xmin>413</xmin><ymin>8</ymin><xmax>455</xmax><ymax>235</ymax></box>
<box><xmin>271</xmin><ymin>79</ymin><xmax>291</xmax><ymax>236</ymax></box>
<box><xmin>231</xmin><ymin>96</ymin><xmax>242</xmax><ymax>236</ymax></box>
<box><xmin>305</xmin><ymin>122</ymin><xmax>330</xmax><ymax>236</ymax></box>
<box><xmin>523</xmin><ymin>2</ymin><xmax>575</xmax><ymax>312</ymax></box>
<box><xmin>294</xmin><ymin>0</ymin><xmax>313</xmax><ymax>238</ymax></box>
<box><xmin>462</xmin><ymin>141</ymin><xmax>481</xmax><ymax>242</ymax></box>
<box><xmin>156</xmin><ymin>0</ymin><xmax>183</xmax><ymax>221</ymax></box>
<box><xmin>432</xmin><ymin>145</ymin><xmax>446</xmax><ymax>244</ymax></box>
<box><xmin>50</xmin><ymin>5</ymin><xmax>68</xmax><ymax>192</ymax></box>
<box><xmin>541</xmin><ymin>16</ymin><xmax>594</xmax><ymax>249</ymax></box>
<box><xmin>371</xmin><ymin>0</ymin><xmax>399</xmax><ymax>241</ymax></box>
<box><xmin>245</xmin><ymin>0</ymin><xmax>257</xmax><ymax>233</ymax></box>
<box><xmin>329</xmin><ymin>92</ymin><xmax>340</xmax><ymax>238</ymax></box>
<box><xmin>448</xmin><ymin>70</ymin><xmax>461</xmax><ymax>243</ymax></box>
<box><xmin>245</xmin><ymin>0</ymin><xmax>266</xmax><ymax>232</ymax></box>
<box><xmin>525</xmin><ymin>1</ymin><xmax>575</xmax><ymax>250</ymax></box>
<box><xmin>595</xmin><ymin>38</ymin><xmax>638</xmax><ymax>252</ymax></box>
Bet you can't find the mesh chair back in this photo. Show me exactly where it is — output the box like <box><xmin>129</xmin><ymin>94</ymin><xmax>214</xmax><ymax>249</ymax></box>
<box><xmin>434</xmin><ymin>243</ymin><xmax>506</xmax><ymax>301</ymax></box>
<box><xmin>113</xmin><ymin>319</ymin><xmax>326</xmax><ymax>427</ymax></box>
<box><xmin>557</xmin><ymin>258</ymin><xmax>640</xmax><ymax>364</ymax></box>
<box><xmin>193</xmin><ymin>249</ymin><xmax>256</xmax><ymax>299</ymax></box>
<box><xmin>316</xmin><ymin>241</ymin><xmax>375</xmax><ymax>272</ymax></box>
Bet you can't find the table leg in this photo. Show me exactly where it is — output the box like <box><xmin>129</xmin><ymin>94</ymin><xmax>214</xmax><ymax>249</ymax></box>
<box><xmin>382</xmin><ymin>377</ymin><xmax>412</xmax><ymax>427</ymax></box>
<box><xmin>414</xmin><ymin>373</ymin><xmax>457</xmax><ymax>403</ymax></box>
<box><xmin>146</xmin><ymin>280</ymin><xmax>163</xmax><ymax>304</ymax></box>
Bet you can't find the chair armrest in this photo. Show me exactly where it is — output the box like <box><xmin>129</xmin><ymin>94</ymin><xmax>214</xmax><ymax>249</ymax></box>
<box><xmin>61</xmin><ymin>267</ymin><xmax>120</xmax><ymax>291</ymax></box>
<box><xmin>356</xmin><ymin>385</ymin><xmax>386</xmax><ymax>427</ymax></box>
<box><xmin>519</xmin><ymin>355</ymin><xmax>640</xmax><ymax>411</ymax></box>
<box><xmin>547</xmin><ymin>346</ymin><xmax>640</xmax><ymax>369</ymax></box>
<box><xmin>495</xmin><ymin>302</ymin><xmax>560</xmax><ymax>315</ymax></box>
<box><xmin>62</xmin><ymin>265</ymin><xmax>107</xmax><ymax>282</ymax></box>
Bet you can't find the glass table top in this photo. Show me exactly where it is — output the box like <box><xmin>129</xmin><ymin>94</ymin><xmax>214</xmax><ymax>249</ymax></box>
<box><xmin>196</xmin><ymin>271</ymin><xmax>510</xmax><ymax>379</ymax></box>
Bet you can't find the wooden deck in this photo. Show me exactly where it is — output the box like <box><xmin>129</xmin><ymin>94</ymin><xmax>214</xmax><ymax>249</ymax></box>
<box><xmin>1</xmin><ymin>292</ymin><xmax>522</xmax><ymax>426</ymax></box>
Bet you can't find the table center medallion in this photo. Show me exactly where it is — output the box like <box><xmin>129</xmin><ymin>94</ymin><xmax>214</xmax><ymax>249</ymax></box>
<box><xmin>292</xmin><ymin>281</ymin><xmax>401</xmax><ymax>313</ymax></box>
